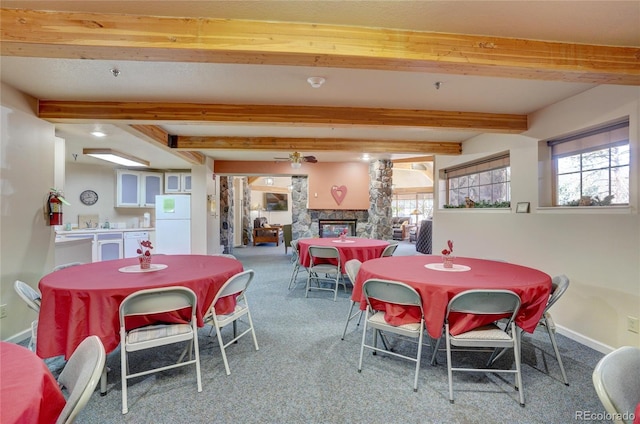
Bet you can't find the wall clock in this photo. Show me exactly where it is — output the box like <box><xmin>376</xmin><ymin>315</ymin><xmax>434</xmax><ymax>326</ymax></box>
<box><xmin>80</xmin><ymin>190</ymin><xmax>99</xmax><ymax>206</ymax></box>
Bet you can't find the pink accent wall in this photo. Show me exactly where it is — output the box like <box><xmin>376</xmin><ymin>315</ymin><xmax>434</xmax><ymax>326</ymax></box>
<box><xmin>214</xmin><ymin>161</ymin><xmax>370</xmax><ymax>210</ymax></box>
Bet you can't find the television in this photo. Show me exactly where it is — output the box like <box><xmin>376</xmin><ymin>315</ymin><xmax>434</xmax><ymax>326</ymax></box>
<box><xmin>264</xmin><ymin>192</ymin><xmax>288</xmax><ymax>211</ymax></box>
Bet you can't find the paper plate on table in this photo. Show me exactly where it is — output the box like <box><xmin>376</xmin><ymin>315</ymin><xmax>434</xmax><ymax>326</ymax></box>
<box><xmin>118</xmin><ymin>264</ymin><xmax>168</xmax><ymax>273</ymax></box>
<box><xmin>332</xmin><ymin>239</ymin><xmax>355</xmax><ymax>243</ymax></box>
<box><xmin>424</xmin><ymin>263</ymin><xmax>471</xmax><ymax>272</ymax></box>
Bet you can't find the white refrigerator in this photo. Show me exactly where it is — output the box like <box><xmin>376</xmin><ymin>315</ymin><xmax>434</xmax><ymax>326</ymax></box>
<box><xmin>155</xmin><ymin>194</ymin><xmax>191</xmax><ymax>254</ymax></box>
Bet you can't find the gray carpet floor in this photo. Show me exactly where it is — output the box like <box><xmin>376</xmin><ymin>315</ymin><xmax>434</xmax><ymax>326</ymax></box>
<box><xmin>53</xmin><ymin>241</ymin><xmax>608</xmax><ymax>423</ymax></box>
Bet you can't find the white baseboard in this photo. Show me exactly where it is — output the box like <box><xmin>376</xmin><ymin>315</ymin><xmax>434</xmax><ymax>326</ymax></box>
<box><xmin>556</xmin><ymin>324</ymin><xmax>613</xmax><ymax>354</ymax></box>
<box><xmin>4</xmin><ymin>328</ymin><xmax>31</xmax><ymax>345</ymax></box>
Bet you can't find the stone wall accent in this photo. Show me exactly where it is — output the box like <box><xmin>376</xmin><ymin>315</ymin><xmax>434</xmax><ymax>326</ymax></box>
<box><xmin>242</xmin><ymin>177</ymin><xmax>251</xmax><ymax>246</ymax></box>
<box><xmin>308</xmin><ymin>210</ymin><xmax>370</xmax><ymax>237</ymax></box>
<box><xmin>368</xmin><ymin>160</ymin><xmax>394</xmax><ymax>240</ymax></box>
<box><xmin>219</xmin><ymin>176</ymin><xmax>234</xmax><ymax>254</ymax></box>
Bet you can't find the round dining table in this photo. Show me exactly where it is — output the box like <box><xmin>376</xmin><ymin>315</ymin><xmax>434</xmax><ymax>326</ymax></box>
<box><xmin>0</xmin><ymin>342</ymin><xmax>66</xmax><ymax>424</ymax></box>
<box><xmin>354</xmin><ymin>255</ymin><xmax>552</xmax><ymax>339</ymax></box>
<box><xmin>297</xmin><ymin>237</ymin><xmax>390</xmax><ymax>272</ymax></box>
<box><xmin>37</xmin><ymin>255</ymin><xmax>243</xmax><ymax>359</ymax></box>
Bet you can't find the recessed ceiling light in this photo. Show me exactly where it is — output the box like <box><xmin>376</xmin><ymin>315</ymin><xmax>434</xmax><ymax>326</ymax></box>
<box><xmin>90</xmin><ymin>131</ymin><xmax>107</xmax><ymax>138</ymax></box>
<box><xmin>361</xmin><ymin>154</ymin><xmax>371</xmax><ymax>161</ymax></box>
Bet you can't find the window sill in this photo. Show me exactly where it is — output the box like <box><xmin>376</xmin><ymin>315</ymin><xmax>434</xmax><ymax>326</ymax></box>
<box><xmin>536</xmin><ymin>206</ymin><xmax>633</xmax><ymax>214</ymax></box>
<box><xmin>438</xmin><ymin>208</ymin><xmax>511</xmax><ymax>213</ymax></box>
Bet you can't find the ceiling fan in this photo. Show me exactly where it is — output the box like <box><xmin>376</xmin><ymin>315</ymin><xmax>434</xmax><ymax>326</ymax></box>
<box><xmin>274</xmin><ymin>152</ymin><xmax>318</xmax><ymax>168</ymax></box>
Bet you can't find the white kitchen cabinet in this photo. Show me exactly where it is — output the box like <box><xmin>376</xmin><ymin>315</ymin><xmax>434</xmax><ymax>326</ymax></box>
<box><xmin>164</xmin><ymin>172</ymin><xmax>191</xmax><ymax>193</ymax></box>
<box><xmin>117</xmin><ymin>170</ymin><xmax>163</xmax><ymax>207</ymax></box>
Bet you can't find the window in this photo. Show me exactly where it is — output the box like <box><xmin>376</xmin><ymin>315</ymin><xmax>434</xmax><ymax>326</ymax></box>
<box><xmin>392</xmin><ymin>193</ymin><xmax>433</xmax><ymax>223</ymax></box>
<box><xmin>442</xmin><ymin>152</ymin><xmax>510</xmax><ymax>207</ymax></box>
<box><xmin>548</xmin><ymin>119</ymin><xmax>629</xmax><ymax>206</ymax></box>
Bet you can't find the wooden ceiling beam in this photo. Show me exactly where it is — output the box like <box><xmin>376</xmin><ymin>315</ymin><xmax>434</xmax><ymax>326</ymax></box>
<box><xmin>2</xmin><ymin>8</ymin><xmax>638</xmax><ymax>85</ymax></box>
<box><xmin>173</xmin><ymin>136</ymin><xmax>461</xmax><ymax>155</ymax></box>
<box><xmin>38</xmin><ymin>101</ymin><xmax>526</xmax><ymax>133</ymax></box>
<box><xmin>122</xmin><ymin>124</ymin><xmax>206</xmax><ymax>165</ymax></box>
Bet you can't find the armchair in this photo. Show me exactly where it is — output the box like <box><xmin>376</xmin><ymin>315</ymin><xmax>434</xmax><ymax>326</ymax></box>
<box><xmin>252</xmin><ymin>217</ymin><xmax>283</xmax><ymax>246</ymax></box>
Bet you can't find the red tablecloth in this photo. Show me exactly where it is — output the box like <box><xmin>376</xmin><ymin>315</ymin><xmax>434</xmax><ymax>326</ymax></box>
<box><xmin>354</xmin><ymin>256</ymin><xmax>551</xmax><ymax>339</ymax></box>
<box><xmin>37</xmin><ymin>255</ymin><xmax>243</xmax><ymax>359</ymax></box>
<box><xmin>0</xmin><ymin>342</ymin><xmax>66</xmax><ymax>424</ymax></box>
<box><xmin>298</xmin><ymin>238</ymin><xmax>389</xmax><ymax>272</ymax></box>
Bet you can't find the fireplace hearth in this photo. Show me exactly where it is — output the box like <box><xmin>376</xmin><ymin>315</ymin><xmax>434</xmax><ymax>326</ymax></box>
<box><xmin>319</xmin><ymin>219</ymin><xmax>357</xmax><ymax>238</ymax></box>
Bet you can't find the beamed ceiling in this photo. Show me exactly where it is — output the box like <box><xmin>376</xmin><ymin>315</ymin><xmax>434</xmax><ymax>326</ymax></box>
<box><xmin>0</xmin><ymin>2</ymin><xmax>638</xmax><ymax>169</ymax></box>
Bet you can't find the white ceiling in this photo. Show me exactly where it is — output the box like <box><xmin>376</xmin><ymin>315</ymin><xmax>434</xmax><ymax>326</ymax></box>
<box><xmin>1</xmin><ymin>1</ymin><xmax>638</xmax><ymax>169</ymax></box>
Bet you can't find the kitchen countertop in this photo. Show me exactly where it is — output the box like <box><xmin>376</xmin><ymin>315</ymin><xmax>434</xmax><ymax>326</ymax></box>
<box><xmin>56</xmin><ymin>228</ymin><xmax>155</xmax><ymax>236</ymax></box>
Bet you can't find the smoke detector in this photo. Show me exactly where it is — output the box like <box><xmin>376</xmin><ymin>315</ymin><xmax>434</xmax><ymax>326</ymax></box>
<box><xmin>307</xmin><ymin>76</ymin><xmax>326</xmax><ymax>88</ymax></box>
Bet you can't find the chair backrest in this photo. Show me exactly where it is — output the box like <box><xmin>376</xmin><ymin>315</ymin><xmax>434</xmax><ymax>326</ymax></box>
<box><xmin>308</xmin><ymin>245</ymin><xmax>339</xmax><ymax>260</ymax></box>
<box><xmin>14</xmin><ymin>280</ymin><xmax>41</xmax><ymax>313</ymax></box>
<box><xmin>52</xmin><ymin>262</ymin><xmax>85</xmax><ymax>272</ymax></box>
<box><xmin>119</xmin><ymin>286</ymin><xmax>197</xmax><ymax>327</ymax></box>
<box><xmin>592</xmin><ymin>346</ymin><xmax>640</xmax><ymax>423</ymax></box>
<box><xmin>56</xmin><ymin>335</ymin><xmax>106</xmax><ymax>424</ymax></box>
<box><xmin>344</xmin><ymin>259</ymin><xmax>362</xmax><ymax>285</ymax></box>
<box><xmin>212</xmin><ymin>269</ymin><xmax>255</xmax><ymax>306</ymax></box>
<box><xmin>362</xmin><ymin>279</ymin><xmax>423</xmax><ymax>310</ymax></box>
<box><xmin>546</xmin><ymin>274</ymin><xmax>570</xmax><ymax>313</ymax></box>
<box><xmin>291</xmin><ymin>240</ymin><xmax>299</xmax><ymax>261</ymax></box>
<box><xmin>211</xmin><ymin>253</ymin><xmax>238</xmax><ymax>259</ymax></box>
<box><xmin>380</xmin><ymin>243</ymin><xmax>398</xmax><ymax>257</ymax></box>
<box><xmin>446</xmin><ymin>289</ymin><xmax>521</xmax><ymax>327</ymax></box>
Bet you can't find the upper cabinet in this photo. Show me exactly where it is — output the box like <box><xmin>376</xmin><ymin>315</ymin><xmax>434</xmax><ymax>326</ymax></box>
<box><xmin>164</xmin><ymin>172</ymin><xmax>191</xmax><ymax>193</ymax></box>
<box><xmin>116</xmin><ymin>170</ymin><xmax>164</xmax><ymax>207</ymax></box>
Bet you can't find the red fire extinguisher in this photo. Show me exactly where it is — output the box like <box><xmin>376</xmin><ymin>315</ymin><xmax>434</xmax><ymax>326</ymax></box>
<box><xmin>47</xmin><ymin>189</ymin><xmax>69</xmax><ymax>226</ymax></box>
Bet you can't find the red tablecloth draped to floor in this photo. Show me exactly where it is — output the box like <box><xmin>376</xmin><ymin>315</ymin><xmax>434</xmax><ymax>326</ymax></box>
<box><xmin>298</xmin><ymin>237</ymin><xmax>390</xmax><ymax>272</ymax></box>
<box><xmin>37</xmin><ymin>255</ymin><xmax>243</xmax><ymax>359</ymax></box>
<box><xmin>1</xmin><ymin>342</ymin><xmax>66</xmax><ymax>424</ymax></box>
<box><xmin>354</xmin><ymin>255</ymin><xmax>552</xmax><ymax>339</ymax></box>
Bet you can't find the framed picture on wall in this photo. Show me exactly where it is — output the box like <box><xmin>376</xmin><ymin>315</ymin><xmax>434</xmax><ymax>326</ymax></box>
<box><xmin>516</xmin><ymin>202</ymin><xmax>530</xmax><ymax>213</ymax></box>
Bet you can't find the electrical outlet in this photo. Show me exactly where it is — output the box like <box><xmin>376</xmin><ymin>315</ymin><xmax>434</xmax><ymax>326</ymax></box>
<box><xmin>627</xmin><ymin>316</ymin><xmax>639</xmax><ymax>334</ymax></box>
<box><xmin>0</xmin><ymin>304</ymin><xmax>7</xmax><ymax>319</ymax></box>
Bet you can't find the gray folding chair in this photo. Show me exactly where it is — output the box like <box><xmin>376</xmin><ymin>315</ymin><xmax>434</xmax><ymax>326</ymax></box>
<box><xmin>56</xmin><ymin>335</ymin><xmax>106</xmax><ymax>424</ymax></box>
<box><xmin>288</xmin><ymin>240</ymin><xmax>307</xmax><ymax>290</ymax></box>
<box><xmin>380</xmin><ymin>243</ymin><xmax>399</xmax><ymax>257</ymax></box>
<box><xmin>358</xmin><ymin>278</ymin><xmax>426</xmax><ymax>391</ymax></box>
<box><xmin>537</xmin><ymin>274</ymin><xmax>570</xmax><ymax>385</ymax></box>
<box><xmin>305</xmin><ymin>245</ymin><xmax>346</xmax><ymax>301</ymax></box>
<box><xmin>14</xmin><ymin>280</ymin><xmax>41</xmax><ymax>351</ymax></box>
<box><xmin>52</xmin><ymin>262</ymin><xmax>85</xmax><ymax>272</ymax></box>
<box><xmin>203</xmin><ymin>269</ymin><xmax>259</xmax><ymax>376</ymax></box>
<box><xmin>119</xmin><ymin>286</ymin><xmax>202</xmax><ymax>414</ymax></box>
<box><xmin>592</xmin><ymin>346</ymin><xmax>640</xmax><ymax>424</ymax></box>
<box><xmin>341</xmin><ymin>259</ymin><xmax>363</xmax><ymax>339</ymax></box>
<box><xmin>443</xmin><ymin>289</ymin><xmax>524</xmax><ymax>406</ymax></box>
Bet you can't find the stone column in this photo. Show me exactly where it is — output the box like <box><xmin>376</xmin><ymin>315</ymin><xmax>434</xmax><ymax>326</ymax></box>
<box><xmin>291</xmin><ymin>176</ymin><xmax>312</xmax><ymax>240</ymax></box>
<box><xmin>219</xmin><ymin>176</ymin><xmax>234</xmax><ymax>254</ymax></box>
<box><xmin>368</xmin><ymin>159</ymin><xmax>393</xmax><ymax>240</ymax></box>
<box><xmin>242</xmin><ymin>177</ymin><xmax>251</xmax><ymax>246</ymax></box>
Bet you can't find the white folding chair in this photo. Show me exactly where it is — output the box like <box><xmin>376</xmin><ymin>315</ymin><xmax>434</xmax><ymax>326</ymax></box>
<box><xmin>14</xmin><ymin>280</ymin><xmax>41</xmax><ymax>351</ymax></box>
<box><xmin>341</xmin><ymin>259</ymin><xmax>363</xmax><ymax>340</ymax></box>
<box><xmin>358</xmin><ymin>278</ymin><xmax>426</xmax><ymax>392</ymax></box>
<box><xmin>305</xmin><ymin>245</ymin><xmax>346</xmax><ymax>301</ymax></box>
<box><xmin>592</xmin><ymin>346</ymin><xmax>640</xmax><ymax>424</ymax></box>
<box><xmin>52</xmin><ymin>262</ymin><xmax>85</xmax><ymax>272</ymax></box>
<box><xmin>380</xmin><ymin>242</ymin><xmax>399</xmax><ymax>257</ymax></box>
<box><xmin>119</xmin><ymin>286</ymin><xmax>202</xmax><ymax>414</ymax></box>
<box><xmin>56</xmin><ymin>335</ymin><xmax>106</xmax><ymax>424</ymax></box>
<box><xmin>288</xmin><ymin>240</ymin><xmax>307</xmax><ymax>290</ymax></box>
<box><xmin>203</xmin><ymin>270</ymin><xmax>259</xmax><ymax>375</ymax></box>
<box><xmin>537</xmin><ymin>274</ymin><xmax>570</xmax><ymax>385</ymax></box>
<box><xmin>443</xmin><ymin>289</ymin><xmax>524</xmax><ymax>406</ymax></box>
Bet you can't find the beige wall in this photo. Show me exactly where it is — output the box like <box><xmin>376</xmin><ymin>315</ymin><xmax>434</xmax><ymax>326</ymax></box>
<box><xmin>433</xmin><ymin>85</ymin><xmax>640</xmax><ymax>352</ymax></box>
<box><xmin>1</xmin><ymin>83</ymin><xmax>57</xmax><ymax>341</ymax></box>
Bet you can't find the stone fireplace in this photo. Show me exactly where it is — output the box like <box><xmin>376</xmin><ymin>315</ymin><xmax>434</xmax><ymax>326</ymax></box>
<box><xmin>318</xmin><ymin>219</ymin><xmax>357</xmax><ymax>238</ymax></box>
